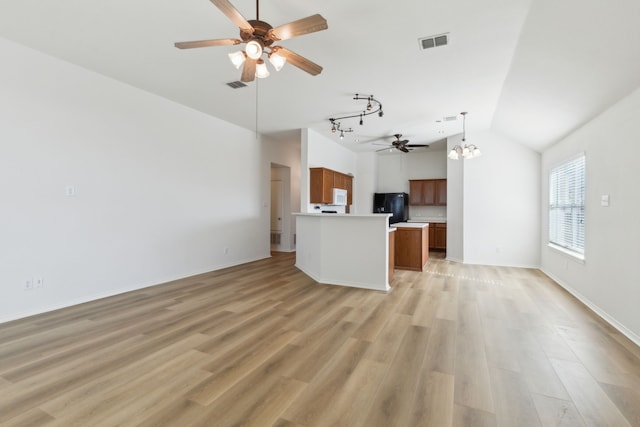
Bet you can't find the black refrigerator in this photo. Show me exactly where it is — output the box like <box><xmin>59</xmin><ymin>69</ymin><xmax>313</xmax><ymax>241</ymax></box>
<box><xmin>373</xmin><ymin>193</ymin><xmax>408</xmax><ymax>224</ymax></box>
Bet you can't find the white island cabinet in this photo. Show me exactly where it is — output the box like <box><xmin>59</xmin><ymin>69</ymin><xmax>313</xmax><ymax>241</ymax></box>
<box><xmin>294</xmin><ymin>213</ymin><xmax>393</xmax><ymax>291</ymax></box>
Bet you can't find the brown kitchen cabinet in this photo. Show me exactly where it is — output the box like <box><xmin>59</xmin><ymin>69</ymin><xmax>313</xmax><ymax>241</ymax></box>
<box><xmin>428</xmin><ymin>222</ymin><xmax>447</xmax><ymax>251</ymax></box>
<box><xmin>394</xmin><ymin>225</ymin><xmax>429</xmax><ymax>271</ymax></box>
<box><xmin>310</xmin><ymin>167</ymin><xmax>353</xmax><ymax>204</ymax></box>
<box><xmin>409</xmin><ymin>179</ymin><xmax>447</xmax><ymax>206</ymax></box>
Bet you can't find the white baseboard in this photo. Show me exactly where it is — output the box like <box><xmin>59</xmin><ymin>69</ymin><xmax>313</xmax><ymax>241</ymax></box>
<box><xmin>294</xmin><ymin>263</ymin><xmax>390</xmax><ymax>292</ymax></box>
<box><xmin>0</xmin><ymin>254</ymin><xmax>270</xmax><ymax>324</ymax></box>
<box><xmin>540</xmin><ymin>268</ymin><xmax>640</xmax><ymax>349</ymax></box>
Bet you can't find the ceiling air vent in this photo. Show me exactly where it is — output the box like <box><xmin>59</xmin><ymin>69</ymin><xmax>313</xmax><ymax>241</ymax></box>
<box><xmin>226</xmin><ymin>81</ymin><xmax>247</xmax><ymax>89</ymax></box>
<box><xmin>419</xmin><ymin>33</ymin><xmax>449</xmax><ymax>50</ymax></box>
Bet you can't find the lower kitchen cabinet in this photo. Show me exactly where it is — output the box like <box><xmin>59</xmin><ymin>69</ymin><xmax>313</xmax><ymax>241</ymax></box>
<box><xmin>394</xmin><ymin>225</ymin><xmax>429</xmax><ymax>271</ymax></box>
<box><xmin>427</xmin><ymin>222</ymin><xmax>447</xmax><ymax>251</ymax></box>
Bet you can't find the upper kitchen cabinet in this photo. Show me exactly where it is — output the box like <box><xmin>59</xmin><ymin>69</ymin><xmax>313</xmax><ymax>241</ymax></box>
<box><xmin>409</xmin><ymin>179</ymin><xmax>447</xmax><ymax>206</ymax></box>
<box><xmin>310</xmin><ymin>167</ymin><xmax>353</xmax><ymax>204</ymax></box>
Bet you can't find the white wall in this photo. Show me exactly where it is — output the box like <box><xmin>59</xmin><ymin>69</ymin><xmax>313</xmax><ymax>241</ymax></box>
<box><xmin>541</xmin><ymin>86</ymin><xmax>640</xmax><ymax>344</ymax></box>
<box><xmin>462</xmin><ymin>130</ymin><xmax>541</xmax><ymax>267</ymax></box>
<box><xmin>353</xmin><ymin>152</ymin><xmax>377</xmax><ymax>214</ymax></box>
<box><xmin>376</xmin><ymin>149</ymin><xmax>448</xmax><ymax>218</ymax></box>
<box><xmin>301</xmin><ymin>129</ymin><xmax>358</xmax><ymax>213</ymax></box>
<box><xmin>446</xmin><ymin>134</ymin><xmax>465</xmax><ymax>262</ymax></box>
<box><xmin>0</xmin><ymin>38</ymin><xmax>270</xmax><ymax>322</ymax></box>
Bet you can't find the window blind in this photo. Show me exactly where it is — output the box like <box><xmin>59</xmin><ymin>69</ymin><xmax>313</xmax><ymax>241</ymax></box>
<box><xmin>549</xmin><ymin>155</ymin><xmax>585</xmax><ymax>255</ymax></box>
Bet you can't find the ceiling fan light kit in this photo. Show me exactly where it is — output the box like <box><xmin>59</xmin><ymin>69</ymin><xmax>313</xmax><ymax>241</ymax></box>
<box><xmin>228</xmin><ymin>50</ymin><xmax>246</xmax><ymax>69</ymax></box>
<box><xmin>245</xmin><ymin>40</ymin><xmax>263</xmax><ymax>60</ymax></box>
<box><xmin>268</xmin><ymin>50</ymin><xmax>287</xmax><ymax>71</ymax></box>
<box><xmin>255</xmin><ymin>59</ymin><xmax>270</xmax><ymax>78</ymax></box>
<box><xmin>448</xmin><ymin>112</ymin><xmax>481</xmax><ymax>160</ymax></box>
<box><xmin>175</xmin><ymin>0</ymin><xmax>328</xmax><ymax>82</ymax></box>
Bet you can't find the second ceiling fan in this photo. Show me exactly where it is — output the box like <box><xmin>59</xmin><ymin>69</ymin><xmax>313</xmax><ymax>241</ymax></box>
<box><xmin>174</xmin><ymin>0</ymin><xmax>328</xmax><ymax>82</ymax></box>
<box><xmin>376</xmin><ymin>134</ymin><xmax>429</xmax><ymax>153</ymax></box>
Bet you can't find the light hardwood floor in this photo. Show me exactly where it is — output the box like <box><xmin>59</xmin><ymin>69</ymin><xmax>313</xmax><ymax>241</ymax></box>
<box><xmin>1</xmin><ymin>252</ymin><xmax>639</xmax><ymax>426</ymax></box>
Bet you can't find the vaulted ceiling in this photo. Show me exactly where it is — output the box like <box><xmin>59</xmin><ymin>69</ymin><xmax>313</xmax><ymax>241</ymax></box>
<box><xmin>1</xmin><ymin>0</ymin><xmax>639</xmax><ymax>153</ymax></box>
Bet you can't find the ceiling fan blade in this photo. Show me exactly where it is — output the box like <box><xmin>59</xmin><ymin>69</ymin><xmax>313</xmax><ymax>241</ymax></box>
<box><xmin>241</xmin><ymin>58</ymin><xmax>257</xmax><ymax>82</ymax></box>
<box><xmin>407</xmin><ymin>144</ymin><xmax>429</xmax><ymax>148</ymax></box>
<box><xmin>399</xmin><ymin>147</ymin><xmax>410</xmax><ymax>153</ymax></box>
<box><xmin>273</xmin><ymin>47</ymin><xmax>322</xmax><ymax>75</ymax></box>
<box><xmin>174</xmin><ymin>38</ymin><xmax>242</xmax><ymax>49</ymax></box>
<box><xmin>376</xmin><ymin>147</ymin><xmax>393</xmax><ymax>152</ymax></box>
<box><xmin>271</xmin><ymin>14</ymin><xmax>328</xmax><ymax>41</ymax></box>
<box><xmin>210</xmin><ymin>0</ymin><xmax>254</xmax><ymax>32</ymax></box>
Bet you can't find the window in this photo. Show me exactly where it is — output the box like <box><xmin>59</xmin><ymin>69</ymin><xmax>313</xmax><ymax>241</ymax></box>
<box><xmin>549</xmin><ymin>154</ymin><xmax>585</xmax><ymax>258</ymax></box>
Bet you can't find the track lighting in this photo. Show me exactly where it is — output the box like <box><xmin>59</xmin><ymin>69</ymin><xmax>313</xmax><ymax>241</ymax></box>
<box><xmin>328</xmin><ymin>94</ymin><xmax>384</xmax><ymax>137</ymax></box>
<box><xmin>330</xmin><ymin>120</ymin><xmax>353</xmax><ymax>138</ymax></box>
<box><xmin>448</xmin><ymin>112</ymin><xmax>481</xmax><ymax>160</ymax></box>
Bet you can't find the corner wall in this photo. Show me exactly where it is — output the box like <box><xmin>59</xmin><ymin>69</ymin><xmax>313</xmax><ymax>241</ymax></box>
<box><xmin>462</xmin><ymin>130</ymin><xmax>541</xmax><ymax>268</ymax></box>
<box><xmin>301</xmin><ymin>129</ymin><xmax>358</xmax><ymax>213</ymax></box>
<box><xmin>0</xmin><ymin>38</ymin><xmax>270</xmax><ymax>322</ymax></box>
<box><xmin>541</xmin><ymin>87</ymin><xmax>640</xmax><ymax>344</ymax></box>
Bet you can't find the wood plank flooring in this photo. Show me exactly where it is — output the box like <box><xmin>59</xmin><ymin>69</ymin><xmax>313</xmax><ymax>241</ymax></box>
<box><xmin>1</xmin><ymin>252</ymin><xmax>639</xmax><ymax>426</ymax></box>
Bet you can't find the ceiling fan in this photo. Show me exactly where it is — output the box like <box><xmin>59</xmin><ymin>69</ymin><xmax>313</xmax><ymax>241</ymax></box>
<box><xmin>376</xmin><ymin>134</ymin><xmax>429</xmax><ymax>153</ymax></box>
<box><xmin>174</xmin><ymin>0</ymin><xmax>328</xmax><ymax>82</ymax></box>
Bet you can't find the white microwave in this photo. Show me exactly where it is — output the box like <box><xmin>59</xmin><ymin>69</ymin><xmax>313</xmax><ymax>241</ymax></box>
<box><xmin>332</xmin><ymin>188</ymin><xmax>348</xmax><ymax>205</ymax></box>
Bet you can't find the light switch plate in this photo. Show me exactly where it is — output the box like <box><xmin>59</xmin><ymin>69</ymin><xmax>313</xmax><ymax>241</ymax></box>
<box><xmin>601</xmin><ymin>195</ymin><xmax>609</xmax><ymax>207</ymax></box>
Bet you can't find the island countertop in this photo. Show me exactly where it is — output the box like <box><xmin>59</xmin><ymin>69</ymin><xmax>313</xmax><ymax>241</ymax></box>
<box><xmin>295</xmin><ymin>213</ymin><xmax>392</xmax><ymax>218</ymax></box>
<box><xmin>394</xmin><ymin>222</ymin><xmax>429</xmax><ymax>228</ymax></box>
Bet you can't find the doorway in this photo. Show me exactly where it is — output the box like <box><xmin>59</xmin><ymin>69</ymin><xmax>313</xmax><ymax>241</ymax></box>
<box><xmin>270</xmin><ymin>163</ymin><xmax>293</xmax><ymax>252</ymax></box>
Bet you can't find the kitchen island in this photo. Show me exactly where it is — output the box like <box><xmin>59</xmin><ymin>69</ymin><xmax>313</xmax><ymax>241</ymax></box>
<box><xmin>394</xmin><ymin>222</ymin><xmax>429</xmax><ymax>271</ymax></box>
<box><xmin>294</xmin><ymin>213</ymin><xmax>393</xmax><ymax>291</ymax></box>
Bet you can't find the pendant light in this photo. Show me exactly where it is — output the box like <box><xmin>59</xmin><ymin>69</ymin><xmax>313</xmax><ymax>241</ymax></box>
<box><xmin>448</xmin><ymin>112</ymin><xmax>481</xmax><ymax>160</ymax></box>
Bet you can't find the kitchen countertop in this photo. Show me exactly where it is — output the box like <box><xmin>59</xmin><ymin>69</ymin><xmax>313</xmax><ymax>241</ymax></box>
<box><xmin>394</xmin><ymin>222</ymin><xmax>429</xmax><ymax>228</ymax></box>
<box><xmin>408</xmin><ymin>218</ymin><xmax>447</xmax><ymax>223</ymax></box>
<box><xmin>295</xmin><ymin>213</ymin><xmax>392</xmax><ymax>218</ymax></box>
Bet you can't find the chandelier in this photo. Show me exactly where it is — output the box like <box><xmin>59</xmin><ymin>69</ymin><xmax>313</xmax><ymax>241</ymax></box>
<box><xmin>448</xmin><ymin>112</ymin><xmax>481</xmax><ymax>160</ymax></box>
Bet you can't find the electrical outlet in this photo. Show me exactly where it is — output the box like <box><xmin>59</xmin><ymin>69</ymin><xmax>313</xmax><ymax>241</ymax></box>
<box><xmin>25</xmin><ymin>279</ymin><xmax>34</xmax><ymax>290</ymax></box>
<box><xmin>35</xmin><ymin>278</ymin><xmax>44</xmax><ymax>288</ymax></box>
